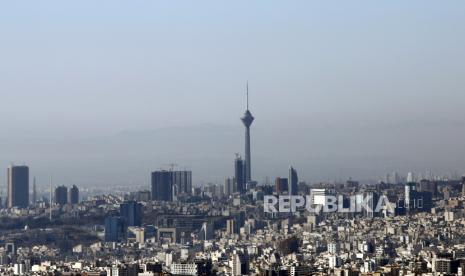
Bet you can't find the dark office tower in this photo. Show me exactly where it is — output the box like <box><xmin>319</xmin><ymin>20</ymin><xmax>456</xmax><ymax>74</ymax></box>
<box><xmin>7</xmin><ymin>165</ymin><xmax>29</xmax><ymax>208</ymax></box>
<box><xmin>405</xmin><ymin>182</ymin><xmax>432</xmax><ymax>214</ymax></box>
<box><xmin>172</xmin><ymin>171</ymin><xmax>192</xmax><ymax>195</ymax></box>
<box><xmin>104</xmin><ymin>216</ymin><xmax>125</xmax><ymax>242</ymax></box>
<box><xmin>275</xmin><ymin>177</ymin><xmax>288</xmax><ymax>194</ymax></box>
<box><xmin>68</xmin><ymin>185</ymin><xmax>79</xmax><ymax>205</ymax></box>
<box><xmin>120</xmin><ymin>201</ymin><xmax>142</xmax><ymax>227</ymax></box>
<box><xmin>288</xmin><ymin>166</ymin><xmax>298</xmax><ymax>196</ymax></box>
<box><xmin>234</xmin><ymin>156</ymin><xmax>246</xmax><ymax>194</ymax></box>
<box><xmin>419</xmin><ymin>191</ymin><xmax>433</xmax><ymax>212</ymax></box>
<box><xmin>241</xmin><ymin>83</ymin><xmax>254</xmax><ymax>182</ymax></box>
<box><xmin>55</xmin><ymin>185</ymin><xmax>68</xmax><ymax>205</ymax></box>
<box><xmin>151</xmin><ymin>170</ymin><xmax>173</xmax><ymax>201</ymax></box>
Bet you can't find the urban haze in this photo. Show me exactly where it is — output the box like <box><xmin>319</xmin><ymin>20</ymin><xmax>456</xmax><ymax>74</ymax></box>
<box><xmin>1</xmin><ymin>1</ymin><xmax>465</xmax><ymax>276</ymax></box>
<box><xmin>1</xmin><ymin>1</ymin><xmax>465</xmax><ymax>187</ymax></box>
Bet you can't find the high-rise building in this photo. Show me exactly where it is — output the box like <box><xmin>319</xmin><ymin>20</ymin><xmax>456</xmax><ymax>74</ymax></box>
<box><xmin>288</xmin><ymin>166</ymin><xmax>298</xmax><ymax>196</ymax></box>
<box><xmin>224</xmin><ymin>178</ymin><xmax>234</xmax><ymax>196</ymax></box>
<box><xmin>55</xmin><ymin>185</ymin><xmax>68</xmax><ymax>205</ymax></box>
<box><xmin>275</xmin><ymin>177</ymin><xmax>288</xmax><ymax>194</ymax></box>
<box><xmin>7</xmin><ymin>165</ymin><xmax>29</xmax><ymax>208</ymax></box>
<box><xmin>172</xmin><ymin>171</ymin><xmax>192</xmax><ymax>195</ymax></box>
<box><xmin>151</xmin><ymin>170</ymin><xmax>192</xmax><ymax>200</ymax></box>
<box><xmin>240</xmin><ymin>84</ymin><xmax>254</xmax><ymax>183</ymax></box>
<box><xmin>405</xmin><ymin>182</ymin><xmax>433</xmax><ymax>214</ymax></box>
<box><xmin>151</xmin><ymin>170</ymin><xmax>173</xmax><ymax>201</ymax></box>
<box><xmin>120</xmin><ymin>201</ymin><xmax>142</xmax><ymax>227</ymax></box>
<box><xmin>234</xmin><ymin>156</ymin><xmax>246</xmax><ymax>194</ymax></box>
<box><xmin>104</xmin><ymin>216</ymin><xmax>125</xmax><ymax>242</ymax></box>
<box><xmin>68</xmin><ymin>185</ymin><xmax>79</xmax><ymax>204</ymax></box>
<box><xmin>405</xmin><ymin>182</ymin><xmax>416</xmax><ymax>210</ymax></box>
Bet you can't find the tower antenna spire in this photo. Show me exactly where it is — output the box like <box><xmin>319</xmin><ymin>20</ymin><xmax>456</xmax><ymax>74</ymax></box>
<box><xmin>246</xmin><ymin>81</ymin><xmax>249</xmax><ymax>110</ymax></box>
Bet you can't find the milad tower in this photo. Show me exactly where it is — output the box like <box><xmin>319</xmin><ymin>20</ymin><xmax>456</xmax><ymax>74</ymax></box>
<box><xmin>241</xmin><ymin>83</ymin><xmax>254</xmax><ymax>182</ymax></box>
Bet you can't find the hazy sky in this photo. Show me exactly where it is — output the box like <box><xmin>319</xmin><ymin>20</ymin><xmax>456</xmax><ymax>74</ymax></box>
<box><xmin>1</xmin><ymin>1</ymin><xmax>465</xmax><ymax>188</ymax></box>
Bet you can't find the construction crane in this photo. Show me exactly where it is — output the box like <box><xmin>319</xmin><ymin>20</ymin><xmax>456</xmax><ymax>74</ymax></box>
<box><xmin>163</xmin><ymin>163</ymin><xmax>178</xmax><ymax>171</ymax></box>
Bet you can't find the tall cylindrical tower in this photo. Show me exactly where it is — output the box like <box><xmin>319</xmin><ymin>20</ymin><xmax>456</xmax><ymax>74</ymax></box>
<box><xmin>241</xmin><ymin>84</ymin><xmax>254</xmax><ymax>182</ymax></box>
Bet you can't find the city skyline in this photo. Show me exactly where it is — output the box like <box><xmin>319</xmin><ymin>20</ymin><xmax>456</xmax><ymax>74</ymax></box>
<box><xmin>1</xmin><ymin>1</ymin><xmax>465</xmax><ymax>186</ymax></box>
<box><xmin>1</xmin><ymin>2</ymin><xmax>465</xmax><ymax>275</ymax></box>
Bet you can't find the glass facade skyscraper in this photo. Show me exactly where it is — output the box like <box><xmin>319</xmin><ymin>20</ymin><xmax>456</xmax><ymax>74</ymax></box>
<box><xmin>151</xmin><ymin>170</ymin><xmax>174</xmax><ymax>201</ymax></box>
<box><xmin>7</xmin><ymin>165</ymin><xmax>29</xmax><ymax>208</ymax></box>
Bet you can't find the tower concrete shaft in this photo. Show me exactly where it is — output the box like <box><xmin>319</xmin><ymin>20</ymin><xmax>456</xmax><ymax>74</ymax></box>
<box><xmin>241</xmin><ymin>110</ymin><xmax>254</xmax><ymax>182</ymax></box>
<box><xmin>245</xmin><ymin>125</ymin><xmax>251</xmax><ymax>182</ymax></box>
